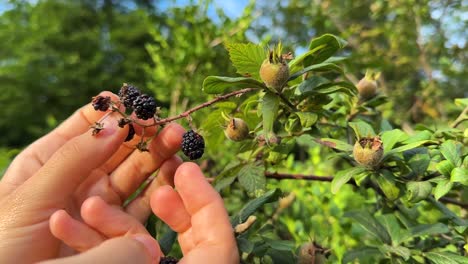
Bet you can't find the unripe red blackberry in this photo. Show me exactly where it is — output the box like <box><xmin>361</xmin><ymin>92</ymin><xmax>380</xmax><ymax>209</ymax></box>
<box><xmin>91</xmin><ymin>95</ymin><xmax>111</xmax><ymax>111</ymax></box>
<box><xmin>118</xmin><ymin>84</ymin><xmax>141</xmax><ymax>109</ymax></box>
<box><xmin>353</xmin><ymin>136</ymin><xmax>384</xmax><ymax>167</ymax></box>
<box><xmin>159</xmin><ymin>256</ymin><xmax>179</xmax><ymax>264</ymax></box>
<box><xmin>181</xmin><ymin>130</ymin><xmax>205</xmax><ymax>160</ymax></box>
<box><xmin>224</xmin><ymin>118</ymin><xmax>250</xmax><ymax>141</ymax></box>
<box><xmin>133</xmin><ymin>94</ymin><xmax>157</xmax><ymax>120</ymax></box>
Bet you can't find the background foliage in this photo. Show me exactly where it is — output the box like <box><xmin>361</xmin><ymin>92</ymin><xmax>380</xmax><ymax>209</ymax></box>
<box><xmin>0</xmin><ymin>0</ymin><xmax>466</xmax><ymax>263</ymax></box>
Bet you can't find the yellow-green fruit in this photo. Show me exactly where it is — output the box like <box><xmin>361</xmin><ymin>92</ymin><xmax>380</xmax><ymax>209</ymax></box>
<box><xmin>356</xmin><ymin>78</ymin><xmax>377</xmax><ymax>100</ymax></box>
<box><xmin>353</xmin><ymin>136</ymin><xmax>384</xmax><ymax>167</ymax></box>
<box><xmin>224</xmin><ymin>118</ymin><xmax>250</xmax><ymax>141</ymax></box>
<box><xmin>259</xmin><ymin>59</ymin><xmax>289</xmax><ymax>92</ymax></box>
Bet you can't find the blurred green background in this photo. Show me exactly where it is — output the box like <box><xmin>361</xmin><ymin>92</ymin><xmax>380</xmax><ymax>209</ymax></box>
<box><xmin>0</xmin><ymin>0</ymin><xmax>466</xmax><ymax>261</ymax></box>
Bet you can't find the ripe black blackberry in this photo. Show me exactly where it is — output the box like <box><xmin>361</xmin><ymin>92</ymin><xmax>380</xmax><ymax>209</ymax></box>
<box><xmin>132</xmin><ymin>94</ymin><xmax>157</xmax><ymax>120</ymax></box>
<box><xmin>181</xmin><ymin>130</ymin><xmax>205</xmax><ymax>160</ymax></box>
<box><xmin>118</xmin><ymin>84</ymin><xmax>141</xmax><ymax>109</ymax></box>
<box><xmin>91</xmin><ymin>95</ymin><xmax>111</xmax><ymax>111</ymax></box>
<box><xmin>159</xmin><ymin>256</ymin><xmax>179</xmax><ymax>264</ymax></box>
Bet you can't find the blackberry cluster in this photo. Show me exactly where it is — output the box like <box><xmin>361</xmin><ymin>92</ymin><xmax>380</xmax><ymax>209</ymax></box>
<box><xmin>159</xmin><ymin>256</ymin><xmax>179</xmax><ymax>264</ymax></box>
<box><xmin>181</xmin><ymin>130</ymin><xmax>205</xmax><ymax>160</ymax></box>
<box><xmin>118</xmin><ymin>84</ymin><xmax>141</xmax><ymax>109</ymax></box>
<box><xmin>91</xmin><ymin>95</ymin><xmax>111</xmax><ymax>111</ymax></box>
<box><xmin>132</xmin><ymin>94</ymin><xmax>157</xmax><ymax>120</ymax></box>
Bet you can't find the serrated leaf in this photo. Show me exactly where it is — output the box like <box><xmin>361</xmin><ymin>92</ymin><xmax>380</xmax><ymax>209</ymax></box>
<box><xmin>377</xmin><ymin>170</ymin><xmax>400</xmax><ymax>201</ymax></box>
<box><xmin>343</xmin><ymin>247</ymin><xmax>381</xmax><ymax>263</ymax></box>
<box><xmin>425</xmin><ymin>251</ymin><xmax>468</xmax><ymax>264</ymax></box>
<box><xmin>296</xmin><ymin>112</ymin><xmax>317</xmax><ymax>127</ymax></box>
<box><xmin>230</xmin><ymin>188</ymin><xmax>282</xmax><ymax>226</ymax></box>
<box><xmin>225</xmin><ymin>42</ymin><xmax>266</xmax><ymax>81</ymax></box>
<box><xmin>331</xmin><ymin>167</ymin><xmax>366</xmax><ymax>194</ymax></box>
<box><xmin>440</xmin><ymin>140</ymin><xmax>462</xmax><ymax>167</ymax></box>
<box><xmin>436</xmin><ymin>160</ymin><xmax>455</xmax><ymax>177</ymax></box>
<box><xmin>451</xmin><ymin>168</ymin><xmax>468</xmax><ymax>185</ymax></box>
<box><xmin>202</xmin><ymin>76</ymin><xmax>264</xmax><ymax>94</ymax></box>
<box><xmin>262</xmin><ymin>92</ymin><xmax>279</xmax><ymax>140</ymax></box>
<box><xmin>345</xmin><ymin>211</ymin><xmax>391</xmax><ymax>244</ymax></box>
<box><xmin>349</xmin><ymin>121</ymin><xmax>376</xmax><ymax>139</ymax></box>
<box><xmin>315</xmin><ymin>138</ymin><xmax>353</xmax><ymax>152</ymax></box>
<box><xmin>237</xmin><ymin>163</ymin><xmax>266</xmax><ymax>197</ymax></box>
<box><xmin>434</xmin><ymin>179</ymin><xmax>453</xmax><ymax>200</ymax></box>
<box><xmin>381</xmin><ymin>129</ymin><xmax>408</xmax><ymax>152</ymax></box>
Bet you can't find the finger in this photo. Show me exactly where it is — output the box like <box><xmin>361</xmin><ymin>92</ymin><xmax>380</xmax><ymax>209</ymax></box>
<box><xmin>81</xmin><ymin>196</ymin><xmax>148</xmax><ymax>237</ymax></box>
<box><xmin>50</xmin><ymin>210</ymin><xmax>105</xmax><ymax>252</ymax></box>
<box><xmin>150</xmin><ymin>185</ymin><xmax>191</xmax><ymax>233</ymax></box>
<box><xmin>109</xmin><ymin>123</ymin><xmax>185</xmax><ymax>201</ymax></box>
<box><xmin>0</xmin><ymin>91</ymin><xmax>118</xmax><ymax>194</ymax></box>
<box><xmin>126</xmin><ymin>155</ymin><xmax>183</xmax><ymax>223</ymax></box>
<box><xmin>174</xmin><ymin>163</ymin><xmax>235</xmax><ymax>244</ymax></box>
<box><xmin>19</xmin><ymin>112</ymin><xmax>128</xmax><ymax>207</ymax></box>
<box><xmin>38</xmin><ymin>235</ymin><xmax>160</xmax><ymax>264</ymax></box>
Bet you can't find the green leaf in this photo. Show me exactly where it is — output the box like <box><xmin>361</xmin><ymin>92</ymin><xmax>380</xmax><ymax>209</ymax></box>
<box><xmin>315</xmin><ymin>138</ymin><xmax>354</xmax><ymax>152</ymax></box>
<box><xmin>343</xmin><ymin>247</ymin><xmax>381</xmax><ymax>263</ymax></box>
<box><xmin>296</xmin><ymin>112</ymin><xmax>318</xmax><ymax>128</ymax></box>
<box><xmin>406</xmin><ymin>181</ymin><xmax>432</xmax><ymax>203</ymax></box>
<box><xmin>225</xmin><ymin>42</ymin><xmax>267</xmax><ymax>81</ymax></box>
<box><xmin>202</xmin><ymin>76</ymin><xmax>264</xmax><ymax>94</ymax></box>
<box><xmin>403</xmin><ymin>130</ymin><xmax>433</xmax><ymax>144</ymax></box>
<box><xmin>425</xmin><ymin>251</ymin><xmax>468</xmax><ymax>264</ymax></box>
<box><xmin>428</xmin><ymin>197</ymin><xmax>468</xmax><ymax>227</ymax></box>
<box><xmin>230</xmin><ymin>188</ymin><xmax>282</xmax><ymax>226</ymax></box>
<box><xmin>377</xmin><ymin>214</ymin><xmax>405</xmax><ymax>245</ymax></box>
<box><xmin>349</xmin><ymin>121</ymin><xmax>376</xmax><ymax>139</ymax></box>
<box><xmin>237</xmin><ymin>237</ymin><xmax>254</xmax><ymax>253</ymax></box>
<box><xmin>306</xmin><ymin>34</ymin><xmax>347</xmax><ymax>65</ymax></box>
<box><xmin>288</xmin><ymin>62</ymin><xmax>343</xmax><ymax>81</ymax></box>
<box><xmin>265</xmin><ymin>249</ymin><xmax>296</xmax><ymax>264</ymax></box>
<box><xmin>265</xmin><ymin>240</ymin><xmax>295</xmax><ymax>251</ymax></box>
<box><xmin>214</xmin><ymin>161</ymin><xmax>243</xmax><ymax>191</ymax></box>
<box><xmin>436</xmin><ymin>160</ymin><xmax>455</xmax><ymax>177</ymax></box>
<box><xmin>455</xmin><ymin>98</ymin><xmax>468</xmax><ymax>107</ymax></box>
<box><xmin>300</xmin><ymin>81</ymin><xmax>357</xmax><ymax>96</ymax></box>
<box><xmin>406</xmin><ymin>149</ymin><xmax>431</xmax><ymax>176</ymax></box>
<box><xmin>331</xmin><ymin>167</ymin><xmax>366</xmax><ymax>194</ymax></box>
<box><xmin>262</xmin><ymin>92</ymin><xmax>280</xmax><ymax>140</ymax></box>
<box><xmin>376</xmin><ymin>170</ymin><xmax>400</xmax><ymax>201</ymax></box>
<box><xmin>159</xmin><ymin>228</ymin><xmax>177</xmax><ymax>256</ymax></box>
<box><xmin>451</xmin><ymin>168</ymin><xmax>468</xmax><ymax>185</ymax></box>
<box><xmin>237</xmin><ymin>163</ymin><xmax>266</xmax><ymax>197</ymax></box>
<box><xmin>384</xmin><ymin>140</ymin><xmax>433</xmax><ymax>158</ymax></box>
<box><xmin>379</xmin><ymin>244</ymin><xmax>411</xmax><ymax>261</ymax></box>
<box><xmin>440</xmin><ymin>140</ymin><xmax>462</xmax><ymax>167</ymax></box>
<box><xmin>434</xmin><ymin>179</ymin><xmax>453</xmax><ymax>200</ymax></box>
<box><xmin>401</xmin><ymin>223</ymin><xmax>449</xmax><ymax>242</ymax></box>
<box><xmin>381</xmin><ymin>129</ymin><xmax>408</xmax><ymax>152</ymax></box>
<box><xmin>345</xmin><ymin>211</ymin><xmax>392</xmax><ymax>244</ymax></box>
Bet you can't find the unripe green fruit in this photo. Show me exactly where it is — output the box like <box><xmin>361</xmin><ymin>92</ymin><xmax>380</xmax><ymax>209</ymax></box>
<box><xmin>224</xmin><ymin>118</ymin><xmax>250</xmax><ymax>141</ymax></box>
<box><xmin>353</xmin><ymin>136</ymin><xmax>384</xmax><ymax>167</ymax></box>
<box><xmin>297</xmin><ymin>242</ymin><xmax>326</xmax><ymax>264</ymax></box>
<box><xmin>260</xmin><ymin>58</ymin><xmax>290</xmax><ymax>92</ymax></box>
<box><xmin>356</xmin><ymin>77</ymin><xmax>377</xmax><ymax>100</ymax></box>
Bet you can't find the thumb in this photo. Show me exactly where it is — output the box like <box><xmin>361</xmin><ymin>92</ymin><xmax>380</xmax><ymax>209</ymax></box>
<box><xmin>39</xmin><ymin>235</ymin><xmax>160</xmax><ymax>264</ymax></box>
<box><xmin>22</xmin><ymin>113</ymin><xmax>127</xmax><ymax>205</ymax></box>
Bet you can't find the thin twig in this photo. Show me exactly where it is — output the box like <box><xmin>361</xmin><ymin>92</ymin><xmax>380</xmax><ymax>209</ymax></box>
<box><xmin>450</xmin><ymin>106</ymin><xmax>468</xmax><ymax>128</ymax></box>
<box><xmin>265</xmin><ymin>171</ymin><xmax>333</xmax><ymax>182</ymax></box>
<box><xmin>439</xmin><ymin>197</ymin><xmax>468</xmax><ymax>210</ymax></box>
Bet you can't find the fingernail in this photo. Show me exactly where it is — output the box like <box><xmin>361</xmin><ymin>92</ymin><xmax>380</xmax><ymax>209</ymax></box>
<box><xmin>133</xmin><ymin>235</ymin><xmax>160</xmax><ymax>263</ymax></box>
<box><xmin>93</xmin><ymin>114</ymin><xmax>118</xmax><ymax>137</ymax></box>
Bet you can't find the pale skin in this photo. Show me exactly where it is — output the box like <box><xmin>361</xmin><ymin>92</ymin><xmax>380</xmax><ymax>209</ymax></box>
<box><xmin>0</xmin><ymin>91</ymin><xmax>239</xmax><ymax>264</ymax></box>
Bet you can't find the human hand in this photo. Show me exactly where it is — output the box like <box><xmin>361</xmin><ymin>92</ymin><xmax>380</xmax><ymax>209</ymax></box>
<box><xmin>55</xmin><ymin>162</ymin><xmax>240</xmax><ymax>264</ymax></box>
<box><xmin>0</xmin><ymin>91</ymin><xmax>184</xmax><ymax>263</ymax></box>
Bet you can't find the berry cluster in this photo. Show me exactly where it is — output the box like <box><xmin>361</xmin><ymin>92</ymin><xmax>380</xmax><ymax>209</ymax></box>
<box><xmin>118</xmin><ymin>84</ymin><xmax>157</xmax><ymax>120</ymax></box>
<box><xmin>181</xmin><ymin>130</ymin><xmax>205</xmax><ymax>160</ymax></box>
<box><xmin>91</xmin><ymin>95</ymin><xmax>111</xmax><ymax>111</ymax></box>
<box><xmin>159</xmin><ymin>256</ymin><xmax>179</xmax><ymax>264</ymax></box>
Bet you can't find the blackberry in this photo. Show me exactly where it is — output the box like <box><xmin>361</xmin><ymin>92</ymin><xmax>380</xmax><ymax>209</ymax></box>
<box><xmin>181</xmin><ymin>130</ymin><xmax>205</xmax><ymax>160</ymax></box>
<box><xmin>91</xmin><ymin>95</ymin><xmax>111</xmax><ymax>111</ymax></box>
<box><xmin>124</xmin><ymin>124</ymin><xmax>135</xmax><ymax>142</ymax></box>
<box><xmin>159</xmin><ymin>256</ymin><xmax>179</xmax><ymax>264</ymax></box>
<box><xmin>133</xmin><ymin>94</ymin><xmax>157</xmax><ymax>120</ymax></box>
<box><xmin>118</xmin><ymin>84</ymin><xmax>141</xmax><ymax>109</ymax></box>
